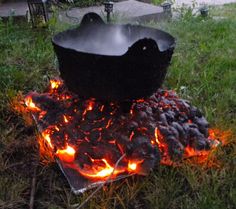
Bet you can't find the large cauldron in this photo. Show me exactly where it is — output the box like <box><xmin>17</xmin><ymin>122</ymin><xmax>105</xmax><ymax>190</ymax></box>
<box><xmin>52</xmin><ymin>13</ymin><xmax>175</xmax><ymax>101</ymax></box>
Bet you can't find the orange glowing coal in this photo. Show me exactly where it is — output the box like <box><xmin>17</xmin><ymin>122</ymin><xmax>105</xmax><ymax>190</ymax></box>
<box><xmin>56</xmin><ymin>145</ymin><xmax>76</xmax><ymax>163</ymax></box>
<box><xmin>63</xmin><ymin>115</ymin><xmax>69</xmax><ymax>123</ymax></box>
<box><xmin>22</xmin><ymin>79</ymin><xmax>224</xmax><ymax>183</ymax></box>
<box><xmin>155</xmin><ymin>127</ymin><xmax>168</xmax><ymax>152</ymax></box>
<box><xmin>128</xmin><ymin>160</ymin><xmax>143</xmax><ymax>172</ymax></box>
<box><xmin>185</xmin><ymin>145</ymin><xmax>199</xmax><ymax>157</ymax></box>
<box><xmin>128</xmin><ymin>162</ymin><xmax>137</xmax><ymax>171</ymax></box>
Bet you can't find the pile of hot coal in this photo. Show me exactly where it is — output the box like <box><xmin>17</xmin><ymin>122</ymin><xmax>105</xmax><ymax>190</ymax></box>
<box><xmin>25</xmin><ymin>79</ymin><xmax>218</xmax><ymax>180</ymax></box>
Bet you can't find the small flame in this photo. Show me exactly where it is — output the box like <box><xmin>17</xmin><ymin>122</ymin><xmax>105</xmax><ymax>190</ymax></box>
<box><xmin>155</xmin><ymin>127</ymin><xmax>166</xmax><ymax>150</ymax></box>
<box><xmin>136</xmin><ymin>99</ymin><xmax>145</xmax><ymax>103</ymax></box>
<box><xmin>100</xmin><ymin>105</ymin><xmax>105</xmax><ymax>112</ymax></box>
<box><xmin>87</xmin><ymin>101</ymin><xmax>95</xmax><ymax>111</ymax></box>
<box><xmin>41</xmin><ymin>130</ymin><xmax>53</xmax><ymax>148</ymax></box>
<box><xmin>56</xmin><ymin>145</ymin><xmax>76</xmax><ymax>163</ymax></box>
<box><xmin>155</xmin><ymin>127</ymin><xmax>160</xmax><ymax>144</ymax></box>
<box><xmin>63</xmin><ymin>115</ymin><xmax>69</xmax><ymax>123</ymax></box>
<box><xmin>25</xmin><ymin>96</ymin><xmax>41</xmax><ymax>111</ymax></box>
<box><xmin>79</xmin><ymin>158</ymin><xmax>125</xmax><ymax>179</ymax></box>
<box><xmin>128</xmin><ymin>162</ymin><xmax>137</xmax><ymax>171</ymax></box>
<box><xmin>185</xmin><ymin>145</ymin><xmax>197</xmax><ymax>157</ymax></box>
<box><xmin>55</xmin><ymin>126</ymin><xmax>60</xmax><ymax>131</ymax></box>
<box><xmin>129</xmin><ymin>131</ymin><xmax>135</xmax><ymax>141</ymax></box>
<box><xmin>105</xmin><ymin>119</ymin><xmax>112</xmax><ymax>129</ymax></box>
<box><xmin>50</xmin><ymin>79</ymin><xmax>62</xmax><ymax>90</ymax></box>
<box><xmin>128</xmin><ymin>160</ymin><xmax>144</xmax><ymax>172</ymax></box>
<box><xmin>39</xmin><ymin>111</ymin><xmax>47</xmax><ymax>119</ymax></box>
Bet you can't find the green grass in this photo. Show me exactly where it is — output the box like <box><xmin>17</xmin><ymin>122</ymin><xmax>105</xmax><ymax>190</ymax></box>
<box><xmin>0</xmin><ymin>4</ymin><xmax>236</xmax><ymax>209</ymax></box>
<box><xmin>151</xmin><ymin>0</ymin><xmax>165</xmax><ymax>5</ymax></box>
<box><xmin>150</xmin><ymin>6</ymin><xmax>236</xmax><ymax>128</ymax></box>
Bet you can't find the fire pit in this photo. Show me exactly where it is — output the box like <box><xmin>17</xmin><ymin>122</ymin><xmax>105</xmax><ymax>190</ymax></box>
<box><xmin>23</xmin><ymin>13</ymin><xmax>219</xmax><ymax>193</ymax></box>
<box><xmin>25</xmin><ymin>79</ymin><xmax>219</xmax><ymax>193</ymax></box>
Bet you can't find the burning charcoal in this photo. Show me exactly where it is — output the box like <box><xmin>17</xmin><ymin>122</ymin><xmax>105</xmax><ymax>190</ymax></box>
<box><xmin>172</xmin><ymin>122</ymin><xmax>184</xmax><ymax>137</ymax></box>
<box><xmin>42</xmin><ymin>110</ymin><xmax>62</xmax><ymax>124</ymax></box>
<box><xmin>134</xmin><ymin>111</ymin><xmax>148</xmax><ymax>121</ymax></box>
<box><xmin>178</xmin><ymin>113</ymin><xmax>189</xmax><ymax>123</ymax></box>
<box><xmin>171</xmin><ymin>122</ymin><xmax>187</xmax><ymax>145</ymax></box>
<box><xmin>75</xmin><ymin>151</ymin><xmax>92</xmax><ymax>167</ymax></box>
<box><xmin>127</xmin><ymin>120</ymin><xmax>139</xmax><ymax>130</ymax></box>
<box><xmin>190</xmin><ymin>106</ymin><xmax>203</xmax><ymax>118</ymax></box>
<box><xmin>101</xmin><ymin>129</ymin><xmax>114</xmax><ymax>142</ymax></box>
<box><xmin>159</xmin><ymin>113</ymin><xmax>168</xmax><ymax>126</ymax></box>
<box><xmin>33</xmin><ymin>94</ymin><xmax>60</xmax><ymax>111</ymax></box>
<box><xmin>146</xmin><ymin>122</ymin><xmax>156</xmax><ymax>132</ymax></box>
<box><xmin>166</xmin><ymin>136</ymin><xmax>184</xmax><ymax>159</ymax></box>
<box><xmin>145</xmin><ymin>106</ymin><xmax>153</xmax><ymax>115</ymax></box>
<box><xmin>149</xmin><ymin>94</ymin><xmax>160</xmax><ymax>103</ymax></box>
<box><xmin>85</xmin><ymin>109</ymin><xmax>102</xmax><ymax>121</ymax></box>
<box><xmin>134</xmin><ymin>103</ymin><xmax>145</xmax><ymax>111</ymax></box>
<box><xmin>193</xmin><ymin>136</ymin><xmax>211</xmax><ymax>150</ymax></box>
<box><xmin>65</xmin><ymin>125</ymin><xmax>80</xmax><ymax>140</ymax></box>
<box><xmin>169</xmin><ymin>126</ymin><xmax>180</xmax><ymax>140</ymax></box>
<box><xmin>80</xmin><ymin>122</ymin><xmax>92</xmax><ymax>132</ymax></box>
<box><xmin>119</xmin><ymin>101</ymin><xmax>133</xmax><ymax>113</ymax></box>
<box><xmin>85</xmin><ymin>143</ymin><xmax>122</xmax><ymax>164</ymax></box>
<box><xmin>132</xmin><ymin>135</ymin><xmax>149</xmax><ymax>146</ymax></box>
<box><xmin>76</xmin><ymin>142</ymin><xmax>93</xmax><ymax>155</ymax></box>
<box><xmin>175</xmin><ymin>99</ymin><xmax>190</xmax><ymax>112</ymax></box>
<box><xmin>116</xmin><ymin>135</ymin><xmax>133</xmax><ymax>155</ymax></box>
<box><xmin>181</xmin><ymin>100</ymin><xmax>191</xmax><ymax>109</ymax></box>
<box><xmin>135</xmin><ymin>151</ymin><xmax>160</xmax><ymax>175</ymax></box>
<box><xmin>73</xmin><ymin>113</ymin><xmax>82</xmax><ymax>122</ymax></box>
<box><xmin>188</xmin><ymin>127</ymin><xmax>204</xmax><ymax>138</ymax></box>
<box><xmin>183</xmin><ymin>123</ymin><xmax>198</xmax><ymax>132</ymax></box>
<box><xmin>89</xmin><ymin>130</ymin><xmax>101</xmax><ymax>142</ymax></box>
<box><xmin>130</xmin><ymin>142</ymin><xmax>159</xmax><ymax>174</ymax></box>
<box><xmin>158</xmin><ymin>125</ymin><xmax>172</xmax><ymax>137</ymax></box>
<box><xmin>164</xmin><ymin>110</ymin><xmax>175</xmax><ymax>122</ymax></box>
<box><xmin>193</xmin><ymin>116</ymin><xmax>209</xmax><ymax>137</ymax></box>
<box><xmin>26</xmin><ymin>79</ymin><xmax>217</xmax><ymax>189</ymax></box>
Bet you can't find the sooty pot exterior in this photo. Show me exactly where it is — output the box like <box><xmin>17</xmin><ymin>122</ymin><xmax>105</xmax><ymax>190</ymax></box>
<box><xmin>52</xmin><ymin>13</ymin><xmax>175</xmax><ymax>101</ymax></box>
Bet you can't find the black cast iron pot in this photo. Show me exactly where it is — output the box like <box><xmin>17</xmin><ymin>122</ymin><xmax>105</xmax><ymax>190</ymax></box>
<box><xmin>52</xmin><ymin>13</ymin><xmax>175</xmax><ymax>101</ymax></box>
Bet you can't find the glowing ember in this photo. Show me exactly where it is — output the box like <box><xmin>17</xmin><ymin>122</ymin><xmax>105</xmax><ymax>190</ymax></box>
<box><xmin>128</xmin><ymin>160</ymin><xmax>143</xmax><ymax>172</ymax></box>
<box><xmin>185</xmin><ymin>145</ymin><xmax>199</xmax><ymax>157</ymax></box>
<box><xmin>25</xmin><ymin>95</ymin><xmax>41</xmax><ymax>112</ymax></box>
<box><xmin>63</xmin><ymin>115</ymin><xmax>69</xmax><ymax>123</ymax></box>
<box><xmin>50</xmin><ymin>79</ymin><xmax>63</xmax><ymax>90</ymax></box>
<box><xmin>128</xmin><ymin>162</ymin><xmax>137</xmax><ymax>171</ymax></box>
<box><xmin>56</xmin><ymin>145</ymin><xmax>76</xmax><ymax>163</ymax></box>
<box><xmin>78</xmin><ymin>158</ymin><xmax>125</xmax><ymax>179</ymax></box>
<box><xmin>24</xmin><ymin>79</ymin><xmax>220</xmax><ymax>185</ymax></box>
<box><xmin>41</xmin><ymin>130</ymin><xmax>53</xmax><ymax>148</ymax></box>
